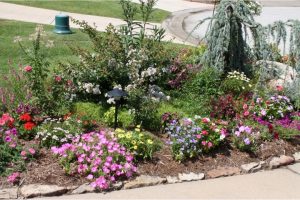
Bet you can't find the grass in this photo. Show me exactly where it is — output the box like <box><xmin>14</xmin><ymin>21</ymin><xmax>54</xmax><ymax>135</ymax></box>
<box><xmin>0</xmin><ymin>19</ymin><xmax>92</xmax><ymax>75</ymax></box>
<box><xmin>0</xmin><ymin>19</ymin><xmax>190</xmax><ymax>85</ymax></box>
<box><xmin>1</xmin><ymin>0</ymin><xmax>170</xmax><ymax>23</ymax></box>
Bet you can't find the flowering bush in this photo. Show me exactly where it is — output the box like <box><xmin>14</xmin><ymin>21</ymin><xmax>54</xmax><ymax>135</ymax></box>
<box><xmin>221</xmin><ymin>71</ymin><xmax>253</xmax><ymax>95</ymax></box>
<box><xmin>232</xmin><ymin>125</ymin><xmax>260</xmax><ymax>152</ymax></box>
<box><xmin>165</xmin><ymin>116</ymin><xmax>227</xmax><ymax>161</ymax></box>
<box><xmin>115</xmin><ymin>126</ymin><xmax>161</xmax><ymax>160</ymax></box>
<box><xmin>254</xmin><ymin>95</ymin><xmax>294</xmax><ymax>121</ymax></box>
<box><xmin>52</xmin><ymin>131</ymin><xmax>137</xmax><ymax>190</ymax></box>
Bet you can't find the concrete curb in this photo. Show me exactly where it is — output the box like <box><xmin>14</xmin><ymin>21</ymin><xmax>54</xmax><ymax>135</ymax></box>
<box><xmin>162</xmin><ymin>8</ymin><xmax>213</xmax><ymax>46</ymax></box>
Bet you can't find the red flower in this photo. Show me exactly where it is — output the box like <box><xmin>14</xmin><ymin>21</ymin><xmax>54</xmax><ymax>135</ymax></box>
<box><xmin>268</xmin><ymin>124</ymin><xmax>274</xmax><ymax>133</ymax></box>
<box><xmin>274</xmin><ymin>132</ymin><xmax>279</xmax><ymax>140</ymax></box>
<box><xmin>20</xmin><ymin>113</ymin><xmax>32</xmax><ymax>122</ymax></box>
<box><xmin>24</xmin><ymin>122</ymin><xmax>36</xmax><ymax>131</ymax></box>
<box><xmin>276</xmin><ymin>85</ymin><xmax>284</xmax><ymax>92</ymax></box>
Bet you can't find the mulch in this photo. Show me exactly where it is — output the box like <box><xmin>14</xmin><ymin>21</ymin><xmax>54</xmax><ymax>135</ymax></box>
<box><xmin>1</xmin><ymin>136</ymin><xmax>300</xmax><ymax>189</ymax></box>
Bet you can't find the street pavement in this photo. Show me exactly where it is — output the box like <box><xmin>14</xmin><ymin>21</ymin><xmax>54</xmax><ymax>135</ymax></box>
<box><xmin>37</xmin><ymin>164</ymin><xmax>300</xmax><ymax>199</ymax></box>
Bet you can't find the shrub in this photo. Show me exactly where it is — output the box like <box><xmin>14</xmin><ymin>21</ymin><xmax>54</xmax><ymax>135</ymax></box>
<box><xmin>165</xmin><ymin>116</ymin><xmax>227</xmax><ymax>161</ymax></box>
<box><xmin>52</xmin><ymin>131</ymin><xmax>137</xmax><ymax>190</ymax></box>
<box><xmin>115</xmin><ymin>126</ymin><xmax>162</xmax><ymax>160</ymax></box>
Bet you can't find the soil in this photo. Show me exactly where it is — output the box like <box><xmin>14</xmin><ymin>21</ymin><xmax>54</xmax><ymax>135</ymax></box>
<box><xmin>1</xmin><ymin>136</ymin><xmax>300</xmax><ymax>189</ymax></box>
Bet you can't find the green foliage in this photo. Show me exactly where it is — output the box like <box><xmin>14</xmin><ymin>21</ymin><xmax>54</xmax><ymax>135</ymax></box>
<box><xmin>115</xmin><ymin>127</ymin><xmax>162</xmax><ymax>160</ymax></box>
<box><xmin>276</xmin><ymin>126</ymin><xmax>300</xmax><ymax>140</ymax></box>
<box><xmin>170</xmin><ymin>67</ymin><xmax>221</xmax><ymax>116</ymax></box>
<box><xmin>103</xmin><ymin>107</ymin><xmax>135</xmax><ymax>129</ymax></box>
<box><xmin>73</xmin><ymin>102</ymin><xmax>106</xmax><ymax>123</ymax></box>
<box><xmin>0</xmin><ymin>143</ymin><xmax>24</xmax><ymax>175</ymax></box>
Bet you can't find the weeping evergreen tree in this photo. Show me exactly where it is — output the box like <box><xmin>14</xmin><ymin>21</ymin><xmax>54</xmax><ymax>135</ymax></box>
<box><xmin>197</xmin><ymin>0</ymin><xmax>263</xmax><ymax>76</ymax></box>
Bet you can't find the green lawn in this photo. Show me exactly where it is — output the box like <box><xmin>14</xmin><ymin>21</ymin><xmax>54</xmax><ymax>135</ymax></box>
<box><xmin>0</xmin><ymin>19</ymin><xmax>91</xmax><ymax>75</ymax></box>
<box><xmin>1</xmin><ymin>0</ymin><xmax>170</xmax><ymax>23</ymax></box>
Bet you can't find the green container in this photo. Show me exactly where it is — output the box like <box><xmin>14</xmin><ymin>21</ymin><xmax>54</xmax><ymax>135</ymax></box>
<box><xmin>54</xmin><ymin>14</ymin><xmax>72</xmax><ymax>34</ymax></box>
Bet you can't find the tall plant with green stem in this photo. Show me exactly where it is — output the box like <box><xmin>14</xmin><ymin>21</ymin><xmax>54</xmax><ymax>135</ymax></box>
<box><xmin>17</xmin><ymin>25</ymin><xmax>50</xmax><ymax>112</ymax></box>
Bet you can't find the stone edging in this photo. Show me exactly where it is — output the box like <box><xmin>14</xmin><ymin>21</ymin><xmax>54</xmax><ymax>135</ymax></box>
<box><xmin>162</xmin><ymin>7</ymin><xmax>213</xmax><ymax>46</ymax></box>
<box><xmin>1</xmin><ymin>152</ymin><xmax>299</xmax><ymax>199</ymax></box>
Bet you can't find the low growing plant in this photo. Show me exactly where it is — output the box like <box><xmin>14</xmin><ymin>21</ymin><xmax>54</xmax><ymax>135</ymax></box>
<box><xmin>115</xmin><ymin>126</ymin><xmax>161</xmax><ymax>160</ymax></box>
<box><xmin>52</xmin><ymin>131</ymin><xmax>137</xmax><ymax>190</ymax></box>
<box><xmin>165</xmin><ymin>116</ymin><xmax>227</xmax><ymax>161</ymax></box>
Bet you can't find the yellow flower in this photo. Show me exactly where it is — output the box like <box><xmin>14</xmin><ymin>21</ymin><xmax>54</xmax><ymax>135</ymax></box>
<box><xmin>135</xmin><ymin>128</ymin><xmax>140</xmax><ymax>132</ymax></box>
<box><xmin>125</xmin><ymin>133</ymin><xmax>132</xmax><ymax>139</ymax></box>
<box><xmin>118</xmin><ymin>133</ymin><xmax>125</xmax><ymax>138</ymax></box>
<box><xmin>133</xmin><ymin>145</ymin><xmax>138</xmax><ymax>150</ymax></box>
<box><xmin>116</xmin><ymin>128</ymin><xmax>125</xmax><ymax>133</ymax></box>
<box><xmin>139</xmin><ymin>133</ymin><xmax>144</xmax><ymax>137</ymax></box>
<box><xmin>147</xmin><ymin>139</ymin><xmax>153</xmax><ymax>145</ymax></box>
<box><xmin>136</xmin><ymin>125</ymin><xmax>141</xmax><ymax>129</ymax></box>
<box><xmin>132</xmin><ymin>140</ymin><xmax>137</xmax><ymax>145</ymax></box>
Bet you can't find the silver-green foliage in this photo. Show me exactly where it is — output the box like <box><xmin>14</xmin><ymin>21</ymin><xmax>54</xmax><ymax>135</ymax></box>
<box><xmin>196</xmin><ymin>0</ymin><xmax>263</xmax><ymax>75</ymax></box>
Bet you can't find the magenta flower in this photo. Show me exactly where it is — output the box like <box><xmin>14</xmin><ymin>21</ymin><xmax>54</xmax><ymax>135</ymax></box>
<box><xmin>7</xmin><ymin>172</ymin><xmax>20</xmax><ymax>184</ymax></box>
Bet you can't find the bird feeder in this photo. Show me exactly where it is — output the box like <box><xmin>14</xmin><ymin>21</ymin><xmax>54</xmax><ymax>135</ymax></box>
<box><xmin>54</xmin><ymin>14</ymin><xmax>72</xmax><ymax>34</ymax></box>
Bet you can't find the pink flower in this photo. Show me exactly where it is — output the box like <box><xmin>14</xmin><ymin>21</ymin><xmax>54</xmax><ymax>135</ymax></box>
<box><xmin>201</xmin><ymin>141</ymin><xmax>207</xmax><ymax>146</ymax></box>
<box><xmin>207</xmin><ymin>142</ymin><xmax>213</xmax><ymax>148</ymax></box>
<box><xmin>201</xmin><ymin>130</ymin><xmax>208</xmax><ymax>135</ymax></box>
<box><xmin>7</xmin><ymin>172</ymin><xmax>20</xmax><ymax>184</ymax></box>
<box><xmin>55</xmin><ymin>75</ymin><xmax>62</xmax><ymax>82</ymax></box>
<box><xmin>243</xmin><ymin>110</ymin><xmax>250</xmax><ymax>116</ymax></box>
<box><xmin>243</xmin><ymin>104</ymin><xmax>248</xmax><ymax>110</ymax></box>
<box><xmin>202</xmin><ymin>118</ymin><xmax>210</xmax><ymax>123</ymax></box>
<box><xmin>21</xmin><ymin>150</ymin><xmax>27</xmax><ymax>157</ymax></box>
<box><xmin>276</xmin><ymin>85</ymin><xmax>283</xmax><ymax>91</ymax></box>
<box><xmin>24</xmin><ymin>65</ymin><xmax>32</xmax><ymax>72</ymax></box>
<box><xmin>28</xmin><ymin>148</ymin><xmax>36</xmax><ymax>155</ymax></box>
<box><xmin>86</xmin><ymin>174</ymin><xmax>94</xmax><ymax>180</ymax></box>
<box><xmin>196</xmin><ymin>134</ymin><xmax>202</xmax><ymax>139</ymax></box>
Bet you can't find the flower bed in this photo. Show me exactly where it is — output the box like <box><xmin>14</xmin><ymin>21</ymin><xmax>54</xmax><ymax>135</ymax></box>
<box><xmin>1</xmin><ymin>0</ymin><xmax>300</xmax><ymax>198</ymax></box>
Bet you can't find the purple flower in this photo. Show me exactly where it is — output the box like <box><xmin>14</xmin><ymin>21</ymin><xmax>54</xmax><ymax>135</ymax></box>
<box><xmin>244</xmin><ymin>138</ymin><xmax>251</xmax><ymax>145</ymax></box>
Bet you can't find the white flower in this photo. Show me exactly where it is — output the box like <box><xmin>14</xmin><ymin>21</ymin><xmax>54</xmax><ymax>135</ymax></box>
<box><xmin>107</xmin><ymin>97</ymin><xmax>115</xmax><ymax>104</ymax></box>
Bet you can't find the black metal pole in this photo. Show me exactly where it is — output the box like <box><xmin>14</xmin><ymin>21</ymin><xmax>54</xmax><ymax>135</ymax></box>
<box><xmin>114</xmin><ymin>101</ymin><xmax>118</xmax><ymax>130</ymax></box>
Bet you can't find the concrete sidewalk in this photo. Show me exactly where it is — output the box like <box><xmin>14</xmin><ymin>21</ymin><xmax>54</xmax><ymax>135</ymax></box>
<box><xmin>37</xmin><ymin>164</ymin><xmax>300</xmax><ymax>199</ymax></box>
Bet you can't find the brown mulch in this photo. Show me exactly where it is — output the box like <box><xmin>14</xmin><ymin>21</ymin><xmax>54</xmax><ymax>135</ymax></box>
<box><xmin>1</xmin><ymin>137</ymin><xmax>300</xmax><ymax>189</ymax></box>
<box><xmin>137</xmin><ymin>137</ymin><xmax>300</xmax><ymax>177</ymax></box>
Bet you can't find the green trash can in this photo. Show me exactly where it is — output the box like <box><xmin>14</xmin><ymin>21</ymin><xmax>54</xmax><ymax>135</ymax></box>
<box><xmin>54</xmin><ymin>14</ymin><xmax>72</xmax><ymax>34</ymax></box>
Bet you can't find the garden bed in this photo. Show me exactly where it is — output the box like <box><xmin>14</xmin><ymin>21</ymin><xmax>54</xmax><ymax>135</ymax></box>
<box><xmin>1</xmin><ymin>136</ymin><xmax>300</xmax><ymax>191</ymax></box>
